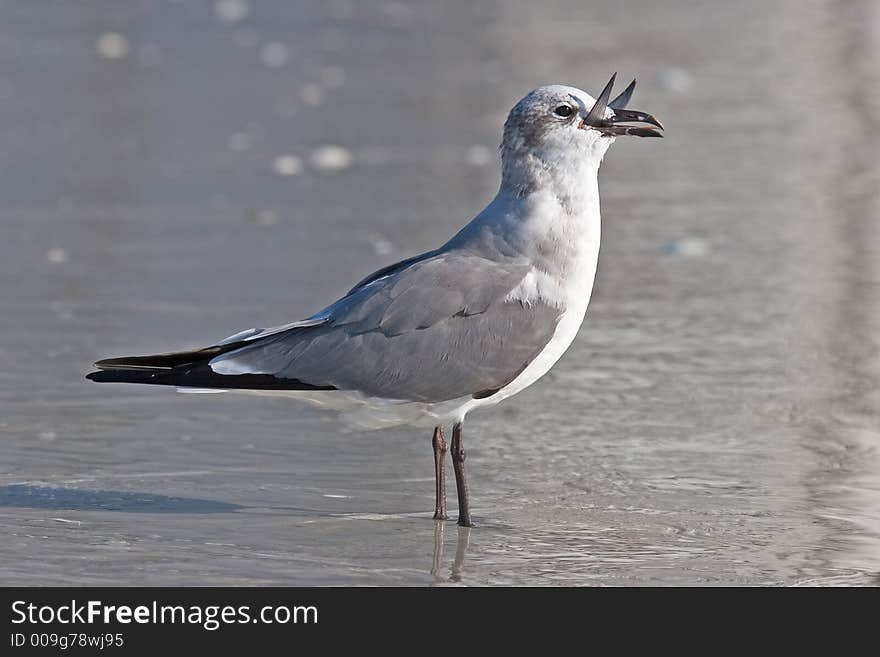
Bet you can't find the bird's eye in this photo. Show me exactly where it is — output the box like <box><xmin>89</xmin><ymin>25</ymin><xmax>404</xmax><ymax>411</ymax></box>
<box><xmin>553</xmin><ymin>105</ymin><xmax>574</xmax><ymax>118</ymax></box>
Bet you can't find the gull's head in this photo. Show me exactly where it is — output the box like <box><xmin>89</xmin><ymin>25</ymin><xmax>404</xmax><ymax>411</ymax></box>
<box><xmin>501</xmin><ymin>75</ymin><xmax>662</xmax><ymax>192</ymax></box>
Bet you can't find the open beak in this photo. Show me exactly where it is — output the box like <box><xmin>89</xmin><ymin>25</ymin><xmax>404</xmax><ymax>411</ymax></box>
<box><xmin>581</xmin><ymin>73</ymin><xmax>664</xmax><ymax>138</ymax></box>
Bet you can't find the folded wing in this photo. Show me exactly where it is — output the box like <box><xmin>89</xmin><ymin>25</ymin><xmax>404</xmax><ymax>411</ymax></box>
<box><xmin>209</xmin><ymin>252</ymin><xmax>562</xmax><ymax>402</ymax></box>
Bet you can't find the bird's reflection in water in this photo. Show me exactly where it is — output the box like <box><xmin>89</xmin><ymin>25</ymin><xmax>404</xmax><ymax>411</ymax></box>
<box><xmin>431</xmin><ymin>520</ymin><xmax>471</xmax><ymax>584</ymax></box>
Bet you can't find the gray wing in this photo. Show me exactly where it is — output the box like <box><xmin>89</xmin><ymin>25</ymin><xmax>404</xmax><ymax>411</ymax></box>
<box><xmin>211</xmin><ymin>249</ymin><xmax>440</xmax><ymax>346</ymax></box>
<box><xmin>209</xmin><ymin>252</ymin><xmax>562</xmax><ymax>402</ymax></box>
<box><xmin>344</xmin><ymin>249</ymin><xmax>439</xmax><ymax>295</ymax></box>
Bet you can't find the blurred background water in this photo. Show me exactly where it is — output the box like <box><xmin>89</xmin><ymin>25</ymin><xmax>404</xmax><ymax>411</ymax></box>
<box><xmin>0</xmin><ymin>0</ymin><xmax>878</xmax><ymax>585</ymax></box>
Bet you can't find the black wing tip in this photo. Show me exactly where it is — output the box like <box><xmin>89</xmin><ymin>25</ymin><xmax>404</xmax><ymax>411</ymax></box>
<box><xmin>86</xmin><ymin>368</ymin><xmax>162</xmax><ymax>384</ymax></box>
<box><xmin>85</xmin><ymin>365</ymin><xmax>338</xmax><ymax>391</ymax></box>
<box><xmin>93</xmin><ymin>356</ymin><xmax>123</xmax><ymax>369</ymax></box>
<box><xmin>93</xmin><ymin>358</ymin><xmax>172</xmax><ymax>372</ymax></box>
<box><xmin>92</xmin><ymin>349</ymin><xmax>223</xmax><ymax>371</ymax></box>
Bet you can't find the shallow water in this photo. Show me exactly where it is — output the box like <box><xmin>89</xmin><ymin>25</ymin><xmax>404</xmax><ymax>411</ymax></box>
<box><xmin>1</xmin><ymin>0</ymin><xmax>879</xmax><ymax>585</ymax></box>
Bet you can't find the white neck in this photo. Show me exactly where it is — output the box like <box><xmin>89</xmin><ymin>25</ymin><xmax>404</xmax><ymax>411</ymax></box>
<box><xmin>449</xmin><ymin>148</ymin><xmax>605</xmax><ymax>310</ymax></box>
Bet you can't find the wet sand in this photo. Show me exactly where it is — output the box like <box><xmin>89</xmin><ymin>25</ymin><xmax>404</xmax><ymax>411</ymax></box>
<box><xmin>1</xmin><ymin>0</ymin><xmax>878</xmax><ymax>585</ymax></box>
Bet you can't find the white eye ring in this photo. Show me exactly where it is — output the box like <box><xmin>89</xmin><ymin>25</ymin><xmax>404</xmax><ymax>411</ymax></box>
<box><xmin>553</xmin><ymin>105</ymin><xmax>574</xmax><ymax>118</ymax></box>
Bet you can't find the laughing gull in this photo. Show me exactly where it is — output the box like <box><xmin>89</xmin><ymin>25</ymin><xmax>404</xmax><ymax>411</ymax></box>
<box><xmin>88</xmin><ymin>74</ymin><xmax>662</xmax><ymax>526</ymax></box>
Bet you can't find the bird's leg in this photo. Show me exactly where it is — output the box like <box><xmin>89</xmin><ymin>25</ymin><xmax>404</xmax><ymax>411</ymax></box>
<box><xmin>450</xmin><ymin>422</ymin><xmax>473</xmax><ymax>527</ymax></box>
<box><xmin>432</xmin><ymin>425</ymin><xmax>448</xmax><ymax>520</ymax></box>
